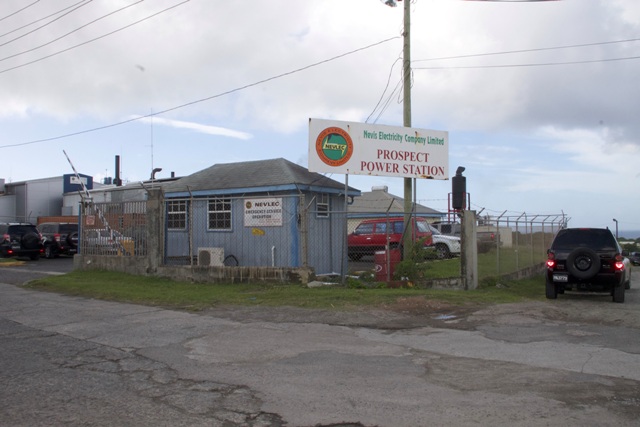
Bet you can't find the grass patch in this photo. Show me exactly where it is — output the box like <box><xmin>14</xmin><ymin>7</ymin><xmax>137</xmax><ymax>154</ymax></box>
<box><xmin>25</xmin><ymin>269</ymin><xmax>546</xmax><ymax>311</ymax></box>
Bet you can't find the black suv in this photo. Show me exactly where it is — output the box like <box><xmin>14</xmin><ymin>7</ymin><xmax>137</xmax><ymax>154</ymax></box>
<box><xmin>546</xmin><ymin>228</ymin><xmax>631</xmax><ymax>303</ymax></box>
<box><xmin>39</xmin><ymin>222</ymin><xmax>79</xmax><ymax>258</ymax></box>
<box><xmin>0</xmin><ymin>223</ymin><xmax>44</xmax><ymax>260</ymax></box>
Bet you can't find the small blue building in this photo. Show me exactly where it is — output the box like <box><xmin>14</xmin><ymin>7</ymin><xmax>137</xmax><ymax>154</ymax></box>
<box><xmin>162</xmin><ymin>158</ymin><xmax>360</xmax><ymax>275</ymax></box>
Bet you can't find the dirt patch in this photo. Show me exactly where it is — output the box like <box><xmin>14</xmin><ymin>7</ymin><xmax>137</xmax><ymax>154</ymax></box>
<box><xmin>469</xmin><ymin>297</ymin><xmax>640</xmax><ymax>329</ymax></box>
<box><xmin>200</xmin><ymin>291</ymin><xmax>640</xmax><ymax>331</ymax></box>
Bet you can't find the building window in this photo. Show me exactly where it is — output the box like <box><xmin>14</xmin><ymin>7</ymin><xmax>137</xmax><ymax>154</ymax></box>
<box><xmin>167</xmin><ymin>200</ymin><xmax>187</xmax><ymax>229</ymax></box>
<box><xmin>317</xmin><ymin>194</ymin><xmax>329</xmax><ymax>218</ymax></box>
<box><xmin>208</xmin><ymin>198</ymin><xmax>232</xmax><ymax>230</ymax></box>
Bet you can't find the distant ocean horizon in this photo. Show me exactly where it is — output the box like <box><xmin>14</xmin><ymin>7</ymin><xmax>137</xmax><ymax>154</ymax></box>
<box><xmin>619</xmin><ymin>230</ymin><xmax>640</xmax><ymax>240</ymax></box>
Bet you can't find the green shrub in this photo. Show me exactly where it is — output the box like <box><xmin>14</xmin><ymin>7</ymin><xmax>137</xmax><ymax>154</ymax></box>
<box><xmin>393</xmin><ymin>238</ymin><xmax>432</xmax><ymax>282</ymax></box>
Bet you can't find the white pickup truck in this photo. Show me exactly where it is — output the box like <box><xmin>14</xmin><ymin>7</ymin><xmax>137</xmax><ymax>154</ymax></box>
<box><xmin>430</xmin><ymin>221</ymin><xmax>498</xmax><ymax>254</ymax></box>
<box><xmin>426</xmin><ymin>224</ymin><xmax>461</xmax><ymax>259</ymax></box>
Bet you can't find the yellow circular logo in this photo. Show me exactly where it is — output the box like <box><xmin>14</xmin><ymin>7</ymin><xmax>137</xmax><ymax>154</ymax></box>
<box><xmin>315</xmin><ymin>127</ymin><xmax>353</xmax><ymax>167</ymax></box>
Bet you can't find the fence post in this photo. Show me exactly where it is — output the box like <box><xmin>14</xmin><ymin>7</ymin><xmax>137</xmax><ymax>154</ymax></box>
<box><xmin>299</xmin><ymin>195</ymin><xmax>308</xmax><ymax>268</ymax></box>
<box><xmin>461</xmin><ymin>210</ymin><xmax>478</xmax><ymax>290</ymax></box>
<box><xmin>146</xmin><ymin>189</ymin><xmax>164</xmax><ymax>272</ymax></box>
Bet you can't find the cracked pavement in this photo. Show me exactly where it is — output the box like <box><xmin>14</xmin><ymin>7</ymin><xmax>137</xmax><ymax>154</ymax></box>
<box><xmin>1</xmin><ymin>275</ymin><xmax>640</xmax><ymax>426</ymax></box>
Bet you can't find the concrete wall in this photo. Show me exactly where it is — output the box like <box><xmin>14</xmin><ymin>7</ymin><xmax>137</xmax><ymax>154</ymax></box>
<box><xmin>73</xmin><ymin>254</ymin><xmax>315</xmax><ymax>284</ymax></box>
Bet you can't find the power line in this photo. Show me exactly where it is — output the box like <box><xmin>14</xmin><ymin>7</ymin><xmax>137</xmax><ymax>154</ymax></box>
<box><xmin>0</xmin><ymin>1</ymin><xmax>89</xmax><ymax>39</ymax></box>
<box><xmin>413</xmin><ymin>37</ymin><xmax>640</xmax><ymax>64</ymax></box>
<box><xmin>366</xmin><ymin>55</ymin><xmax>402</xmax><ymax>123</ymax></box>
<box><xmin>0</xmin><ymin>36</ymin><xmax>400</xmax><ymax>149</ymax></box>
<box><xmin>0</xmin><ymin>0</ymin><xmax>190</xmax><ymax>75</ymax></box>
<box><xmin>0</xmin><ymin>0</ymin><xmax>39</xmax><ymax>23</ymax></box>
<box><xmin>412</xmin><ymin>37</ymin><xmax>640</xmax><ymax>69</ymax></box>
<box><xmin>0</xmin><ymin>0</ymin><xmax>144</xmax><ymax>63</ymax></box>
<box><xmin>414</xmin><ymin>54</ymin><xmax>640</xmax><ymax>70</ymax></box>
<box><xmin>0</xmin><ymin>1</ymin><xmax>92</xmax><ymax>46</ymax></box>
<box><xmin>371</xmin><ymin>77</ymin><xmax>403</xmax><ymax>124</ymax></box>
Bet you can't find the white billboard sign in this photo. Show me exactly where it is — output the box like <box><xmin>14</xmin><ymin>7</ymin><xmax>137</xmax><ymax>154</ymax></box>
<box><xmin>244</xmin><ymin>198</ymin><xmax>283</xmax><ymax>227</ymax></box>
<box><xmin>308</xmin><ymin>118</ymin><xmax>448</xmax><ymax>179</ymax></box>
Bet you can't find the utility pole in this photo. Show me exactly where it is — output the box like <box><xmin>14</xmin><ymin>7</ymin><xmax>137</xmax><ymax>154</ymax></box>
<box><xmin>386</xmin><ymin>0</ymin><xmax>556</xmax><ymax>259</ymax></box>
<box><xmin>401</xmin><ymin>0</ymin><xmax>413</xmax><ymax>259</ymax></box>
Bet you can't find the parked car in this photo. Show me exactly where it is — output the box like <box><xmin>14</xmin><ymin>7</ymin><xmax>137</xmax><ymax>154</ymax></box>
<box><xmin>628</xmin><ymin>251</ymin><xmax>640</xmax><ymax>266</ymax></box>
<box><xmin>82</xmin><ymin>228</ymin><xmax>132</xmax><ymax>255</ymax></box>
<box><xmin>39</xmin><ymin>222</ymin><xmax>79</xmax><ymax>258</ymax></box>
<box><xmin>426</xmin><ymin>224</ymin><xmax>461</xmax><ymax>259</ymax></box>
<box><xmin>430</xmin><ymin>220</ymin><xmax>497</xmax><ymax>253</ymax></box>
<box><xmin>348</xmin><ymin>217</ymin><xmax>433</xmax><ymax>261</ymax></box>
<box><xmin>0</xmin><ymin>223</ymin><xmax>44</xmax><ymax>260</ymax></box>
<box><xmin>545</xmin><ymin>228</ymin><xmax>631</xmax><ymax>303</ymax></box>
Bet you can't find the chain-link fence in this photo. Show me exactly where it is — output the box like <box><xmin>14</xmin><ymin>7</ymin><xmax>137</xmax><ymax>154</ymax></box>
<box><xmin>343</xmin><ymin>211</ymin><xmax>568</xmax><ymax>281</ymax></box>
<box><xmin>345</xmin><ymin>214</ymin><xmax>446</xmax><ymax>262</ymax></box>
<box><xmin>478</xmin><ymin>213</ymin><xmax>568</xmax><ymax>279</ymax></box>
<box><xmin>162</xmin><ymin>194</ymin><xmax>350</xmax><ymax>275</ymax></box>
<box><xmin>305</xmin><ymin>207</ymin><xmax>349</xmax><ymax>276</ymax></box>
<box><xmin>77</xmin><ymin>194</ymin><xmax>566</xmax><ymax>283</ymax></box>
<box><xmin>79</xmin><ymin>201</ymin><xmax>147</xmax><ymax>256</ymax></box>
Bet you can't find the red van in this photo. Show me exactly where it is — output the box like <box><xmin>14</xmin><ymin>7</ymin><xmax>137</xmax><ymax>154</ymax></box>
<box><xmin>347</xmin><ymin>217</ymin><xmax>433</xmax><ymax>260</ymax></box>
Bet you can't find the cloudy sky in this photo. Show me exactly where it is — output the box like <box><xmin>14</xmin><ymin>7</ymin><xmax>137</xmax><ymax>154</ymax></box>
<box><xmin>1</xmin><ymin>0</ymin><xmax>639</xmax><ymax>234</ymax></box>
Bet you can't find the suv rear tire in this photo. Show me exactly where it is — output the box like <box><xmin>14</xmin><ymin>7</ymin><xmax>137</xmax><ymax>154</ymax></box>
<box><xmin>44</xmin><ymin>245</ymin><xmax>55</xmax><ymax>259</ymax></box>
<box><xmin>613</xmin><ymin>285</ymin><xmax>625</xmax><ymax>303</ymax></box>
<box><xmin>545</xmin><ymin>278</ymin><xmax>558</xmax><ymax>299</ymax></box>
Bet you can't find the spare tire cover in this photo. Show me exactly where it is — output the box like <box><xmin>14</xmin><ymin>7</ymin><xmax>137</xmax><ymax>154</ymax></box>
<box><xmin>21</xmin><ymin>232</ymin><xmax>40</xmax><ymax>250</ymax></box>
<box><xmin>566</xmin><ymin>247</ymin><xmax>601</xmax><ymax>280</ymax></box>
<box><xmin>67</xmin><ymin>232</ymin><xmax>79</xmax><ymax>248</ymax></box>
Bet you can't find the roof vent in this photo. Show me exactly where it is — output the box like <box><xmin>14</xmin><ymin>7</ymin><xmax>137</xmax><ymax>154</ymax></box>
<box><xmin>371</xmin><ymin>185</ymin><xmax>388</xmax><ymax>192</ymax></box>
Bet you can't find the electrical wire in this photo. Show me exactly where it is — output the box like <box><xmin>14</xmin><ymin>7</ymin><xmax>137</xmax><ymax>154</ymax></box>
<box><xmin>414</xmin><ymin>55</ymin><xmax>640</xmax><ymax>70</ymax></box>
<box><xmin>412</xmin><ymin>37</ymin><xmax>640</xmax><ymax>69</ymax></box>
<box><xmin>372</xmin><ymin>77</ymin><xmax>403</xmax><ymax>124</ymax></box>
<box><xmin>0</xmin><ymin>1</ymin><xmax>89</xmax><ymax>39</ymax></box>
<box><xmin>0</xmin><ymin>0</ymin><xmax>40</xmax><ymax>23</ymax></box>
<box><xmin>0</xmin><ymin>35</ymin><xmax>400</xmax><ymax>149</ymax></box>
<box><xmin>366</xmin><ymin>56</ymin><xmax>402</xmax><ymax>123</ymax></box>
<box><xmin>0</xmin><ymin>1</ymin><xmax>190</xmax><ymax>75</ymax></box>
<box><xmin>0</xmin><ymin>1</ymin><xmax>92</xmax><ymax>46</ymax></box>
<box><xmin>413</xmin><ymin>37</ymin><xmax>640</xmax><ymax>64</ymax></box>
<box><xmin>0</xmin><ymin>0</ymin><xmax>143</xmax><ymax>63</ymax></box>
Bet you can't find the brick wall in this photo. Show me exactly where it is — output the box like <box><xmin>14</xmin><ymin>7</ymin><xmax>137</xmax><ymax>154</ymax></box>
<box><xmin>37</xmin><ymin>216</ymin><xmax>78</xmax><ymax>225</ymax></box>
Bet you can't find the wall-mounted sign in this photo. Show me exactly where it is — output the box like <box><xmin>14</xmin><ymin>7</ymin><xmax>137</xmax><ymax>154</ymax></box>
<box><xmin>244</xmin><ymin>198</ymin><xmax>283</xmax><ymax>227</ymax></box>
<box><xmin>308</xmin><ymin>118</ymin><xmax>448</xmax><ymax>180</ymax></box>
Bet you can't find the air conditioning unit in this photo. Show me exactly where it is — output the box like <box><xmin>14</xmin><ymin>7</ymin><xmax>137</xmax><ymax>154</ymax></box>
<box><xmin>198</xmin><ymin>247</ymin><xmax>224</xmax><ymax>266</ymax></box>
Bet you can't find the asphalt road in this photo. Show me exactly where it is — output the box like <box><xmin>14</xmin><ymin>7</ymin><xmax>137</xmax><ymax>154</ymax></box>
<box><xmin>1</xmin><ymin>259</ymin><xmax>639</xmax><ymax>426</ymax></box>
<box><xmin>0</xmin><ymin>256</ymin><xmax>74</xmax><ymax>285</ymax></box>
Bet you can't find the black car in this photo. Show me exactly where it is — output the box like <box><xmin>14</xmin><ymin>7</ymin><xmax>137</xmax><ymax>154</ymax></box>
<box><xmin>39</xmin><ymin>222</ymin><xmax>79</xmax><ymax>258</ymax></box>
<box><xmin>546</xmin><ymin>228</ymin><xmax>631</xmax><ymax>303</ymax></box>
<box><xmin>0</xmin><ymin>223</ymin><xmax>44</xmax><ymax>260</ymax></box>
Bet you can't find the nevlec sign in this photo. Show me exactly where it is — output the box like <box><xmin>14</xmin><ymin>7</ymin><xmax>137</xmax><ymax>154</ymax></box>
<box><xmin>308</xmin><ymin>118</ymin><xmax>448</xmax><ymax>180</ymax></box>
